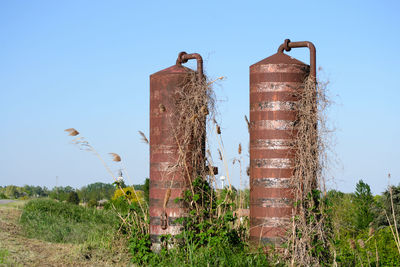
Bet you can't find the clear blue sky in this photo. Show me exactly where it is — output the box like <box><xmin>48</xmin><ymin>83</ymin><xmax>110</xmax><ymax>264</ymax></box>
<box><xmin>0</xmin><ymin>0</ymin><xmax>399</xmax><ymax>195</ymax></box>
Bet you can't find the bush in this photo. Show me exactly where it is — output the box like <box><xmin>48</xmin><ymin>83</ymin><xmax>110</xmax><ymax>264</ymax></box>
<box><xmin>87</xmin><ymin>199</ymin><xmax>98</xmax><ymax>208</ymax></box>
<box><xmin>112</xmin><ymin>187</ymin><xmax>144</xmax><ymax>203</ymax></box>
<box><xmin>333</xmin><ymin>226</ymin><xmax>400</xmax><ymax>266</ymax></box>
<box><xmin>66</xmin><ymin>191</ymin><xmax>80</xmax><ymax>205</ymax></box>
<box><xmin>20</xmin><ymin>199</ymin><xmax>119</xmax><ymax>245</ymax></box>
<box><xmin>129</xmin><ymin>239</ymin><xmax>273</xmax><ymax>267</ymax></box>
<box><xmin>127</xmin><ymin>177</ymin><xmax>270</xmax><ymax>266</ymax></box>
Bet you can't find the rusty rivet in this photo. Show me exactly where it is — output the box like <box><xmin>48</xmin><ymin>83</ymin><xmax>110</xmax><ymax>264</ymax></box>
<box><xmin>159</xmin><ymin>104</ymin><xmax>166</xmax><ymax>113</ymax></box>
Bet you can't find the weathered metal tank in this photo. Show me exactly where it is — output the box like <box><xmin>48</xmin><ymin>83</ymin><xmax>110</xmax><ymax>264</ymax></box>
<box><xmin>249</xmin><ymin>39</ymin><xmax>316</xmax><ymax>245</ymax></box>
<box><xmin>149</xmin><ymin>52</ymin><xmax>205</xmax><ymax>251</ymax></box>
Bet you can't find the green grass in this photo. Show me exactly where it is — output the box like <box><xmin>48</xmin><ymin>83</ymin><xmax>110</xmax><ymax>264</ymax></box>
<box><xmin>0</xmin><ymin>249</ymin><xmax>9</xmax><ymax>264</ymax></box>
<box><xmin>145</xmin><ymin>245</ymin><xmax>275</xmax><ymax>267</ymax></box>
<box><xmin>19</xmin><ymin>199</ymin><xmax>119</xmax><ymax>247</ymax></box>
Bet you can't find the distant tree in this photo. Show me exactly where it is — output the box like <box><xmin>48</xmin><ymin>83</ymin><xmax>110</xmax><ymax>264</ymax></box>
<box><xmin>66</xmin><ymin>191</ymin><xmax>80</xmax><ymax>205</ymax></box>
<box><xmin>5</xmin><ymin>185</ymin><xmax>21</xmax><ymax>199</ymax></box>
<box><xmin>143</xmin><ymin>178</ymin><xmax>150</xmax><ymax>203</ymax></box>
<box><xmin>50</xmin><ymin>186</ymin><xmax>75</xmax><ymax>201</ymax></box>
<box><xmin>78</xmin><ymin>182</ymin><xmax>115</xmax><ymax>202</ymax></box>
<box><xmin>374</xmin><ymin>184</ymin><xmax>400</xmax><ymax>230</ymax></box>
<box><xmin>354</xmin><ymin>180</ymin><xmax>375</xmax><ymax>230</ymax></box>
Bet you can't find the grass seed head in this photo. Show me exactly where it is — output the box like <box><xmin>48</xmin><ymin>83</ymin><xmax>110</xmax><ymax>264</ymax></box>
<box><xmin>216</xmin><ymin>125</ymin><xmax>221</xmax><ymax>135</ymax></box>
<box><xmin>138</xmin><ymin>131</ymin><xmax>149</xmax><ymax>144</ymax></box>
<box><xmin>109</xmin><ymin>153</ymin><xmax>121</xmax><ymax>162</ymax></box>
<box><xmin>64</xmin><ymin>128</ymin><xmax>79</xmax><ymax>136</ymax></box>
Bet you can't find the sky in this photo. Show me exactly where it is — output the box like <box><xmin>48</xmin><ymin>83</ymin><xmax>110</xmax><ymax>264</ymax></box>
<box><xmin>0</xmin><ymin>0</ymin><xmax>399</xmax><ymax>195</ymax></box>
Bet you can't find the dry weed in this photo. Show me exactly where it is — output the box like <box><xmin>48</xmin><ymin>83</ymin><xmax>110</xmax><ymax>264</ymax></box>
<box><xmin>284</xmin><ymin>76</ymin><xmax>333</xmax><ymax>266</ymax></box>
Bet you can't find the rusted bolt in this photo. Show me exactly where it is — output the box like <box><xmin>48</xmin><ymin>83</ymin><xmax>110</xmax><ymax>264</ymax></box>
<box><xmin>161</xmin><ymin>211</ymin><xmax>168</xmax><ymax>230</ymax></box>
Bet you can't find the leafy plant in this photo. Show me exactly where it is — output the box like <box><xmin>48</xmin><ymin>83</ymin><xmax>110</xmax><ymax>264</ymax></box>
<box><xmin>354</xmin><ymin>179</ymin><xmax>375</xmax><ymax>230</ymax></box>
<box><xmin>66</xmin><ymin>191</ymin><xmax>80</xmax><ymax>205</ymax></box>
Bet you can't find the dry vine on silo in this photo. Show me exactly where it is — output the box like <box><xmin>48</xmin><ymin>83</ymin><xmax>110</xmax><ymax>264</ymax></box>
<box><xmin>284</xmin><ymin>76</ymin><xmax>333</xmax><ymax>266</ymax></box>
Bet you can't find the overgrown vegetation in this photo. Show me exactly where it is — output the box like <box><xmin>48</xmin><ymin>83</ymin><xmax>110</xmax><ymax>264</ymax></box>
<box><xmin>5</xmin><ymin>67</ymin><xmax>399</xmax><ymax>266</ymax></box>
<box><xmin>20</xmin><ymin>199</ymin><xmax>119</xmax><ymax>245</ymax></box>
<box><xmin>327</xmin><ymin>180</ymin><xmax>400</xmax><ymax>265</ymax></box>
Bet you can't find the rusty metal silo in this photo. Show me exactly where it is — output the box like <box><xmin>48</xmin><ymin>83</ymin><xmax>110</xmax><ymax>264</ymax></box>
<box><xmin>249</xmin><ymin>39</ymin><xmax>316</xmax><ymax>245</ymax></box>
<box><xmin>149</xmin><ymin>52</ymin><xmax>205</xmax><ymax>251</ymax></box>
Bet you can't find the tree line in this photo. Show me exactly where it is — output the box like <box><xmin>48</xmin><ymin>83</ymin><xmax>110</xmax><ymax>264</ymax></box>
<box><xmin>0</xmin><ymin>180</ymin><xmax>149</xmax><ymax>204</ymax></box>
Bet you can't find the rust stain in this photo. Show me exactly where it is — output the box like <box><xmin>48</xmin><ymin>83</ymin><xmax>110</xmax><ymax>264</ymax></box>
<box><xmin>249</xmin><ymin>43</ymin><xmax>310</xmax><ymax>245</ymax></box>
<box><xmin>149</xmin><ymin>52</ymin><xmax>205</xmax><ymax>249</ymax></box>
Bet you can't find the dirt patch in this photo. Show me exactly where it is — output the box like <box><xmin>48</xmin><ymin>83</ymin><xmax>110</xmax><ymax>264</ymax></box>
<box><xmin>0</xmin><ymin>204</ymin><xmax>133</xmax><ymax>266</ymax></box>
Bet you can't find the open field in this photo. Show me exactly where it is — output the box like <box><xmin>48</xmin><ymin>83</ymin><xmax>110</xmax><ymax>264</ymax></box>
<box><xmin>0</xmin><ymin>200</ymin><xmax>132</xmax><ymax>266</ymax></box>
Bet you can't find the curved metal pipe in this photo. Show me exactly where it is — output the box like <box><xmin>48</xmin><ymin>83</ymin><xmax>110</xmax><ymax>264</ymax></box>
<box><xmin>278</xmin><ymin>39</ymin><xmax>316</xmax><ymax>81</ymax></box>
<box><xmin>176</xmin><ymin>51</ymin><xmax>204</xmax><ymax>79</ymax></box>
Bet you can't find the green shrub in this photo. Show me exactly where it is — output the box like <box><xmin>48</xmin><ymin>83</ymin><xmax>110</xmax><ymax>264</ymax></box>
<box><xmin>66</xmin><ymin>191</ymin><xmax>80</xmax><ymax>205</ymax></box>
<box><xmin>128</xmin><ymin>177</ymin><xmax>271</xmax><ymax>266</ymax></box>
<box><xmin>333</xmin><ymin>226</ymin><xmax>400</xmax><ymax>266</ymax></box>
<box><xmin>129</xmin><ymin>241</ymin><xmax>273</xmax><ymax>267</ymax></box>
<box><xmin>87</xmin><ymin>199</ymin><xmax>98</xmax><ymax>208</ymax></box>
<box><xmin>20</xmin><ymin>199</ymin><xmax>118</xmax><ymax>245</ymax></box>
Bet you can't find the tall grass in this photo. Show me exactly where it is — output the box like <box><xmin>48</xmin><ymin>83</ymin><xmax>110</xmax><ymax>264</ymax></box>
<box><xmin>20</xmin><ymin>199</ymin><xmax>119</xmax><ymax>246</ymax></box>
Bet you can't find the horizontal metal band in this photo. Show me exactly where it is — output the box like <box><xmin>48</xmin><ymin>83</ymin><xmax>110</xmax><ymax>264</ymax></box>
<box><xmin>250</xmin><ymin>129</ymin><xmax>297</xmax><ymax>140</ymax></box>
<box><xmin>250</xmin><ymin>73</ymin><xmax>307</xmax><ymax>83</ymax></box>
<box><xmin>149</xmin><ymin>198</ymin><xmax>186</xmax><ymax>209</ymax></box>
<box><xmin>251</xmin><ymin>120</ymin><xmax>295</xmax><ymax>131</ymax></box>
<box><xmin>150</xmin><ymin>162</ymin><xmax>176</xmax><ymax>172</ymax></box>
<box><xmin>250</xmin><ymin>149</ymin><xmax>295</xmax><ymax>159</ymax></box>
<box><xmin>150</xmin><ymin>225</ymin><xmax>183</xmax><ymax>237</ymax></box>
<box><xmin>250</xmin><ymin>101</ymin><xmax>297</xmax><ymax>112</ymax></box>
<box><xmin>250</xmin><ymin>187</ymin><xmax>294</xmax><ymax>199</ymax></box>
<box><xmin>150</xmin><ymin>233</ymin><xmax>183</xmax><ymax>244</ymax></box>
<box><xmin>250</xmin><ymin>198</ymin><xmax>292</xmax><ymax>208</ymax></box>
<box><xmin>250</xmin><ymin>168</ymin><xmax>294</xmax><ymax>179</ymax></box>
<box><xmin>150</xmin><ymin>144</ymin><xmax>178</xmax><ymax>150</ymax></box>
<box><xmin>150</xmin><ymin>216</ymin><xmax>181</xmax><ymax>226</ymax></box>
<box><xmin>149</xmin><ymin>170</ymin><xmax>186</xmax><ymax>181</ymax></box>
<box><xmin>251</xmin><ymin>217</ymin><xmax>291</xmax><ymax>228</ymax></box>
<box><xmin>149</xmin><ymin>197</ymin><xmax>188</xmax><ymax>209</ymax></box>
<box><xmin>251</xmin><ymin>158</ymin><xmax>292</xmax><ymax>169</ymax></box>
<box><xmin>150</xmin><ymin>180</ymin><xmax>186</xmax><ymax>188</ymax></box>
<box><xmin>250</xmin><ymin>206</ymin><xmax>292</xmax><ymax>217</ymax></box>
<box><xmin>250</xmin><ymin>139</ymin><xmax>292</xmax><ymax>150</ymax></box>
<box><xmin>250</xmin><ymin>64</ymin><xmax>309</xmax><ymax>74</ymax></box>
<box><xmin>150</xmin><ymin>154</ymin><xmax>179</xmax><ymax>163</ymax></box>
<box><xmin>250</xmin><ymin>110</ymin><xmax>297</xmax><ymax>121</ymax></box>
<box><xmin>250</xmin><ymin>91</ymin><xmax>299</xmax><ymax>102</ymax></box>
<box><xmin>250</xmin><ymin>178</ymin><xmax>292</xmax><ymax>188</ymax></box>
<box><xmin>149</xmin><ymin>188</ymin><xmax>184</xmax><ymax>200</ymax></box>
<box><xmin>149</xmin><ymin>207</ymin><xmax>186</xmax><ymax>218</ymax></box>
<box><xmin>150</xmin><ymin>148</ymin><xmax>177</xmax><ymax>155</ymax></box>
<box><xmin>250</xmin><ymin>82</ymin><xmax>304</xmax><ymax>93</ymax></box>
